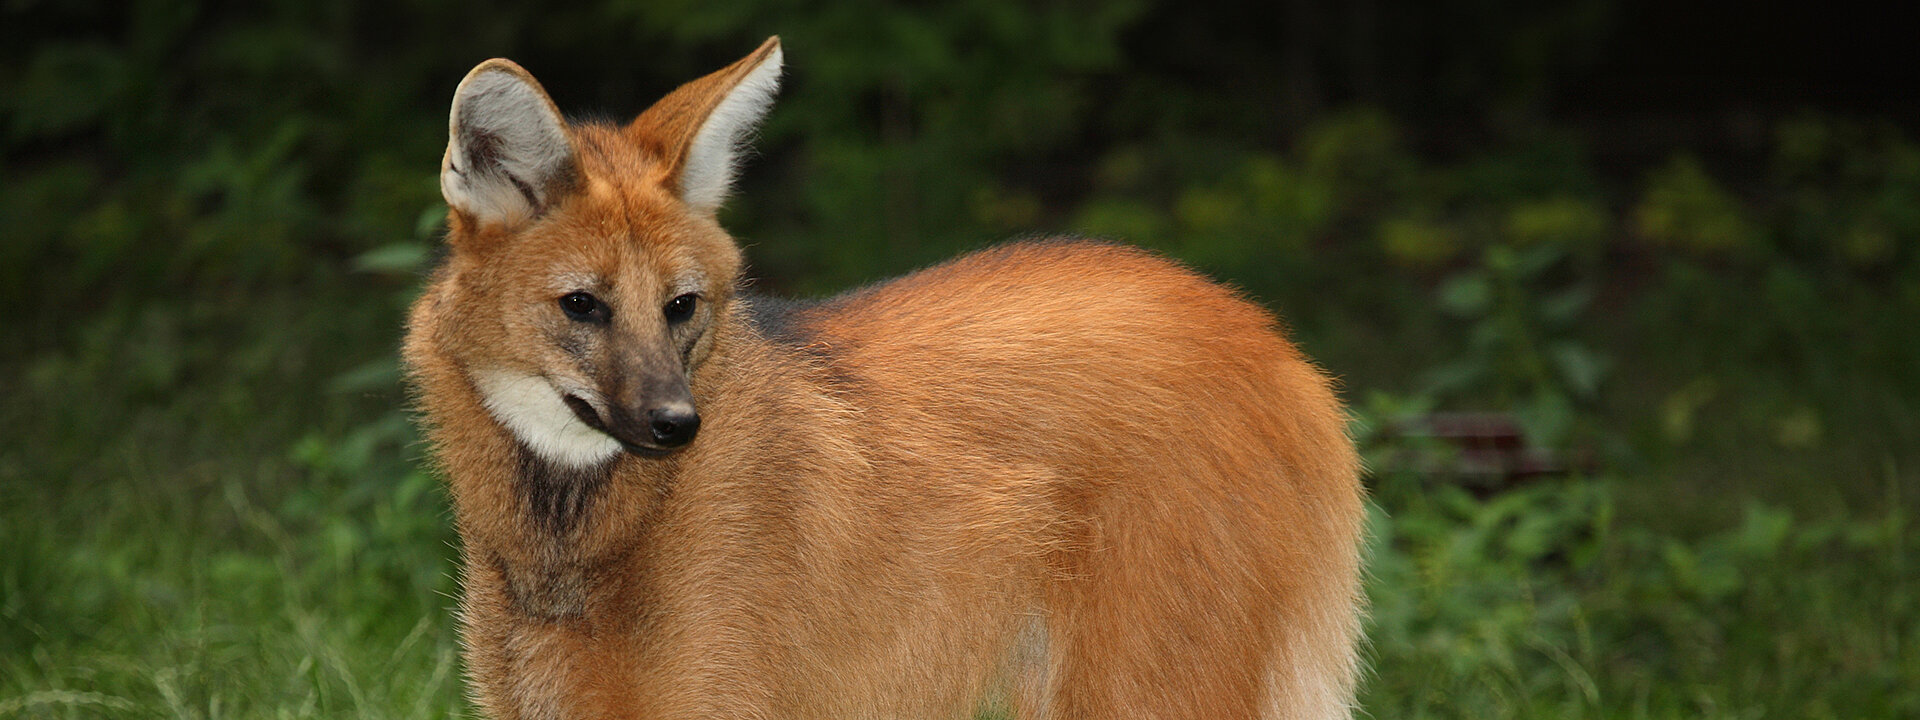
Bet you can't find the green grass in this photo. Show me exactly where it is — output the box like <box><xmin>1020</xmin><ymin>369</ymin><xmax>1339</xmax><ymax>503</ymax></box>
<box><xmin>1358</xmin><ymin>477</ymin><xmax>1916</xmax><ymax>718</ymax></box>
<box><xmin>1</xmin><ymin>284</ymin><xmax>466</xmax><ymax>719</ymax></box>
<box><xmin>3</xmin><ymin>262</ymin><xmax>1916</xmax><ymax>719</ymax></box>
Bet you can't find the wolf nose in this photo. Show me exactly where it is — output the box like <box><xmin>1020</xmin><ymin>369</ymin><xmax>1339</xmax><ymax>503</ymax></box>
<box><xmin>648</xmin><ymin>404</ymin><xmax>701</xmax><ymax>448</ymax></box>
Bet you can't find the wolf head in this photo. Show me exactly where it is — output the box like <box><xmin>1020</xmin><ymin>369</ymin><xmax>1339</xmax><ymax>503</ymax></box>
<box><xmin>432</xmin><ymin>38</ymin><xmax>783</xmax><ymax>467</ymax></box>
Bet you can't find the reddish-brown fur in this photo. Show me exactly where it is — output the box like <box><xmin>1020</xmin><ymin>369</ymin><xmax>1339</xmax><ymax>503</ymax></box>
<box><xmin>405</xmin><ymin>38</ymin><xmax>1365</xmax><ymax>720</ymax></box>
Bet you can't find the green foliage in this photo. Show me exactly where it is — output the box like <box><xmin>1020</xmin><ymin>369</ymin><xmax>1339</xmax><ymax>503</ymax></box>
<box><xmin>1505</xmin><ymin>195</ymin><xmax>1608</xmax><ymax>251</ymax></box>
<box><xmin>1430</xmin><ymin>243</ymin><xmax>1608</xmax><ymax>447</ymax></box>
<box><xmin>1360</xmin><ymin>471</ymin><xmax>1920</xmax><ymax>718</ymax></box>
<box><xmin>1380</xmin><ymin>214</ymin><xmax>1463</xmax><ymax>267</ymax></box>
<box><xmin>1</xmin><ymin>287</ymin><xmax>459</xmax><ymax>718</ymax></box>
<box><xmin>1770</xmin><ymin>114</ymin><xmax>1920</xmax><ymax>269</ymax></box>
<box><xmin>1632</xmin><ymin>155</ymin><xmax>1761</xmax><ymax>256</ymax></box>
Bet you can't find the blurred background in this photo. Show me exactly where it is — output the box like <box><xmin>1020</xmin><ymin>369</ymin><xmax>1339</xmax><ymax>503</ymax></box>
<box><xmin>3</xmin><ymin>1</ymin><xmax>1915</xmax><ymax>717</ymax></box>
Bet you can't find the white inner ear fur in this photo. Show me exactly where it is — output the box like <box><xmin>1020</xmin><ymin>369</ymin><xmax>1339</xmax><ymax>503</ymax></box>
<box><xmin>680</xmin><ymin>46</ymin><xmax>784</xmax><ymax>213</ymax></box>
<box><xmin>472</xmin><ymin>368</ymin><xmax>621</xmax><ymax>469</ymax></box>
<box><xmin>442</xmin><ymin>68</ymin><xmax>575</xmax><ymax>226</ymax></box>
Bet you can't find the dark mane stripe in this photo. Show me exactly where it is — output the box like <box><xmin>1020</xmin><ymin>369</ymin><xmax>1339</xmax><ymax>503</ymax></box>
<box><xmin>739</xmin><ymin>292</ymin><xmax>819</xmax><ymax>347</ymax></box>
<box><xmin>516</xmin><ymin>445</ymin><xmax>613</xmax><ymax>536</ymax></box>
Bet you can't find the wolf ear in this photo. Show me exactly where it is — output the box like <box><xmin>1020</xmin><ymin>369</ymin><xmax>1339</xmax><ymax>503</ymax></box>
<box><xmin>631</xmin><ymin>37</ymin><xmax>783</xmax><ymax>215</ymax></box>
<box><xmin>441</xmin><ymin>59</ymin><xmax>580</xmax><ymax>228</ymax></box>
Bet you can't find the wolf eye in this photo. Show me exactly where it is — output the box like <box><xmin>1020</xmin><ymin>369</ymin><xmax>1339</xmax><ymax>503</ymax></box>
<box><xmin>559</xmin><ymin>292</ymin><xmax>607</xmax><ymax>323</ymax></box>
<box><xmin>663</xmin><ymin>293</ymin><xmax>698</xmax><ymax>324</ymax></box>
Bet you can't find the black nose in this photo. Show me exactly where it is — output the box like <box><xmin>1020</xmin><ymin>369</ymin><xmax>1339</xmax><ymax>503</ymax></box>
<box><xmin>648</xmin><ymin>405</ymin><xmax>700</xmax><ymax>447</ymax></box>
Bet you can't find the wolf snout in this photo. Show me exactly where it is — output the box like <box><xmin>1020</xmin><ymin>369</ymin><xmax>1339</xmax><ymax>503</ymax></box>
<box><xmin>589</xmin><ymin>400</ymin><xmax>699</xmax><ymax>454</ymax></box>
<box><xmin>644</xmin><ymin>404</ymin><xmax>700</xmax><ymax>448</ymax></box>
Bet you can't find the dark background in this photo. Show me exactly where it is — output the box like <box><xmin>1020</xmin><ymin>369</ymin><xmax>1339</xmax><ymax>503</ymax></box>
<box><xmin>4</xmin><ymin>1</ymin><xmax>1915</xmax><ymax>717</ymax></box>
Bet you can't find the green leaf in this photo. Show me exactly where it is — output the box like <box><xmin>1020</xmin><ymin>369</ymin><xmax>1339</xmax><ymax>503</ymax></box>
<box><xmin>328</xmin><ymin>358</ymin><xmax>400</xmax><ymax>394</ymax></box>
<box><xmin>1537</xmin><ymin>285</ymin><xmax>1594</xmax><ymax>325</ymax></box>
<box><xmin>1438</xmin><ymin>272</ymin><xmax>1493</xmax><ymax>318</ymax></box>
<box><xmin>1516</xmin><ymin>391</ymin><xmax>1575</xmax><ymax>447</ymax></box>
<box><xmin>1549</xmin><ymin>342</ymin><xmax>1609</xmax><ymax>397</ymax></box>
<box><xmin>353</xmin><ymin>242</ymin><xmax>428</xmax><ymax>274</ymax></box>
<box><xmin>414</xmin><ymin>204</ymin><xmax>449</xmax><ymax>240</ymax></box>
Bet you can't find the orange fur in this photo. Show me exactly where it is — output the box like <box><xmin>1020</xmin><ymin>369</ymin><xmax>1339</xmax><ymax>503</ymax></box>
<box><xmin>405</xmin><ymin>37</ymin><xmax>1366</xmax><ymax>720</ymax></box>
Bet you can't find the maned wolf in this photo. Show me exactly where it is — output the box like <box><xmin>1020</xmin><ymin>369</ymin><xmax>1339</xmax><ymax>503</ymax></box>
<box><xmin>403</xmin><ymin>36</ymin><xmax>1365</xmax><ymax>720</ymax></box>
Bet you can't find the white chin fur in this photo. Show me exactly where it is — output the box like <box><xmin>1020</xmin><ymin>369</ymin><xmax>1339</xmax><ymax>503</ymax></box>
<box><xmin>472</xmin><ymin>368</ymin><xmax>621</xmax><ymax>469</ymax></box>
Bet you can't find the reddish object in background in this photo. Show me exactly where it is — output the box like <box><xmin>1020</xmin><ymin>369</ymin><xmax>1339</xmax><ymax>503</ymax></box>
<box><xmin>1384</xmin><ymin>412</ymin><xmax>1579</xmax><ymax>488</ymax></box>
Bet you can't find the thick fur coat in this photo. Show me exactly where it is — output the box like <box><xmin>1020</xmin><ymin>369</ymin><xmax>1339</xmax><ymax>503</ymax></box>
<box><xmin>403</xmin><ymin>37</ymin><xmax>1366</xmax><ymax>720</ymax></box>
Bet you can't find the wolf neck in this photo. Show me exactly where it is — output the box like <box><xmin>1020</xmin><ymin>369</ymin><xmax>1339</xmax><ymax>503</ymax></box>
<box><xmin>483</xmin><ymin>444</ymin><xmax>616</xmax><ymax>620</ymax></box>
<box><xmin>475</xmin><ymin>311</ymin><xmax>791</xmax><ymax>620</ymax></box>
<box><xmin>514</xmin><ymin>444</ymin><xmax>614</xmax><ymax>537</ymax></box>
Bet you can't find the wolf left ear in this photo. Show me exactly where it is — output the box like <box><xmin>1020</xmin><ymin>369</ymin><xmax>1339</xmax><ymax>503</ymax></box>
<box><xmin>631</xmin><ymin>37</ymin><xmax>784</xmax><ymax>215</ymax></box>
<box><xmin>442</xmin><ymin>59</ymin><xmax>580</xmax><ymax>229</ymax></box>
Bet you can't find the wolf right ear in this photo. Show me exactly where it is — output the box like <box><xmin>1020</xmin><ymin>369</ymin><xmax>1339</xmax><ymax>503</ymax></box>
<box><xmin>629</xmin><ymin>37</ymin><xmax>783</xmax><ymax>216</ymax></box>
<box><xmin>441</xmin><ymin>59</ymin><xmax>580</xmax><ymax>229</ymax></box>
